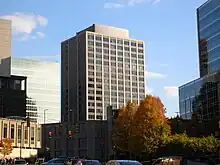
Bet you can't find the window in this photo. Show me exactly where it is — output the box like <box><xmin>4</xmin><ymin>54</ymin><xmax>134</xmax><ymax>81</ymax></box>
<box><xmin>79</xmin><ymin>138</ymin><xmax>87</xmax><ymax>148</ymax></box>
<box><xmin>24</xmin><ymin>126</ymin><xmax>28</xmax><ymax>143</ymax></box>
<box><xmin>131</xmin><ymin>42</ymin><xmax>136</xmax><ymax>46</ymax></box>
<box><xmin>18</xmin><ymin>125</ymin><xmax>22</xmax><ymax>143</ymax></box>
<box><xmin>103</xmin><ymin>37</ymin><xmax>109</xmax><ymax>42</ymax></box>
<box><xmin>88</xmin><ymin>34</ymin><xmax>94</xmax><ymax>40</ymax></box>
<box><xmin>11</xmin><ymin>124</ymin><xmax>14</xmax><ymax>139</ymax></box>
<box><xmin>88</xmin><ymin>115</ymin><xmax>95</xmax><ymax>119</ymax></box>
<box><xmin>110</xmin><ymin>38</ymin><xmax>116</xmax><ymax>43</ymax></box>
<box><xmin>37</xmin><ymin>128</ymin><xmax>41</xmax><ymax>141</ymax></box>
<box><xmin>3</xmin><ymin>123</ymin><xmax>7</xmax><ymax>138</ymax></box>
<box><xmin>117</xmin><ymin>40</ymin><xmax>123</xmax><ymax>45</ymax></box>
<box><xmin>31</xmin><ymin>127</ymin><xmax>34</xmax><ymax>144</ymax></box>
<box><xmin>88</xmin><ymin>109</ymin><xmax>95</xmax><ymax>113</ymax></box>
<box><xmin>95</xmin><ymin>35</ymin><xmax>102</xmax><ymax>41</ymax></box>
<box><xmin>138</xmin><ymin>43</ymin><xmax>143</xmax><ymax>47</ymax></box>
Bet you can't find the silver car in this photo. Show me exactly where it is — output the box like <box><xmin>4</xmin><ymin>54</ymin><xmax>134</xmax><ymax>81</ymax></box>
<box><xmin>105</xmin><ymin>160</ymin><xmax>142</xmax><ymax>165</ymax></box>
<box><xmin>42</xmin><ymin>158</ymin><xmax>67</xmax><ymax>165</ymax></box>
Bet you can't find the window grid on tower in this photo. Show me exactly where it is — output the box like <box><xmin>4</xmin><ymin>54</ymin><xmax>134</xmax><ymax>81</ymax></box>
<box><xmin>86</xmin><ymin>32</ymin><xmax>145</xmax><ymax>120</ymax></box>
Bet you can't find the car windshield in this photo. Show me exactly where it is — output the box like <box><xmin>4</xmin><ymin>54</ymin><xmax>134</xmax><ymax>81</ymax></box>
<box><xmin>118</xmin><ymin>162</ymin><xmax>142</xmax><ymax>165</ymax></box>
<box><xmin>48</xmin><ymin>159</ymin><xmax>67</xmax><ymax>163</ymax></box>
<box><xmin>83</xmin><ymin>161</ymin><xmax>102</xmax><ymax>165</ymax></box>
<box><xmin>15</xmin><ymin>160</ymin><xmax>26</xmax><ymax>164</ymax></box>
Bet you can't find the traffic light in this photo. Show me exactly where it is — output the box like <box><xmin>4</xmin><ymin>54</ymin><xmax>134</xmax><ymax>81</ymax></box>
<box><xmin>100</xmin><ymin>139</ymin><xmax>104</xmax><ymax>146</ymax></box>
<box><xmin>48</xmin><ymin>131</ymin><xmax>52</xmax><ymax>139</ymax></box>
<box><xmin>59</xmin><ymin>124</ymin><xmax>63</xmax><ymax>134</ymax></box>
<box><xmin>75</xmin><ymin>124</ymin><xmax>79</xmax><ymax>133</ymax></box>
<box><xmin>68</xmin><ymin>130</ymin><xmax>72</xmax><ymax>139</ymax></box>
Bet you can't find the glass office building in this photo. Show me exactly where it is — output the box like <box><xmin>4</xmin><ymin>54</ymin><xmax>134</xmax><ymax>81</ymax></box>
<box><xmin>179</xmin><ymin>0</ymin><xmax>220</xmax><ymax>120</ymax></box>
<box><xmin>11</xmin><ymin>57</ymin><xmax>60</xmax><ymax>123</ymax></box>
<box><xmin>179</xmin><ymin>71</ymin><xmax>220</xmax><ymax>120</ymax></box>
<box><xmin>198</xmin><ymin>0</ymin><xmax>220</xmax><ymax>77</ymax></box>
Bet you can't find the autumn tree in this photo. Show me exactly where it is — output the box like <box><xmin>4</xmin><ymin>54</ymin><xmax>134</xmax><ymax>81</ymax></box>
<box><xmin>131</xmin><ymin>95</ymin><xmax>170</xmax><ymax>155</ymax></box>
<box><xmin>0</xmin><ymin>138</ymin><xmax>13</xmax><ymax>157</ymax></box>
<box><xmin>113</xmin><ymin>101</ymin><xmax>138</xmax><ymax>153</ymax></box>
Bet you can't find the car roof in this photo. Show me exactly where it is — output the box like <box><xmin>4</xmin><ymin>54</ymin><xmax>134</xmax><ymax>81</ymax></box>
<box><xmin>112</xmin><ymin>160</ymin><xmax>141</xmax><ymax>163</ymax></box>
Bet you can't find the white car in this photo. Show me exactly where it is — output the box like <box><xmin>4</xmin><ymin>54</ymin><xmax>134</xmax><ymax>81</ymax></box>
<box><xmin>14</xmin><ymin>159</ymin><xmax>28</xmax><ymax>165</ymax></box>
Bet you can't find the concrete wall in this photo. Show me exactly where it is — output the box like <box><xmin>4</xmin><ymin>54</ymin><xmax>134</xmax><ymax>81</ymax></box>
<box><xmin>0</xmin><ymin>148</ymin><xmax>38</xmax><ymax>159</ymax></box>
<box><xmin>0</xmin><ymin>19</ymin><xmax>11</xmax><ymax>77</ymax></box>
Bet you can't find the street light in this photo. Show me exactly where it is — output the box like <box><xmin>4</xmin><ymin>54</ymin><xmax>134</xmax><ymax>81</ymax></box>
<box><xmin>44</xmin><ymin>109</ymin><xmax>49</xmax><ymax>124</ymax></box>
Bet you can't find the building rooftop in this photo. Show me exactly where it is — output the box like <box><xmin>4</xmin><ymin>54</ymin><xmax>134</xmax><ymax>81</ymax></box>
<box><xmin>76</xmin><ymin>24</ymin><xmax>130</xmax><ymax>38</ymax></box>
<box><xmin>0</xmin><ymin>18</ymin><xmax>11</xmax><ymax>24</ymax></box>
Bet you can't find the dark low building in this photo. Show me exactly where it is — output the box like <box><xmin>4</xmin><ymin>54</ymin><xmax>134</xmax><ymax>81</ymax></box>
<box><xmin>0</xmin><ymin>75</ymin><xmax>27</xmax><ymax>118</ymax></box>
<box><xmin>41</xmin><ymin>106</ymin><xmax>119</xmax><ymax>161</ymax></box>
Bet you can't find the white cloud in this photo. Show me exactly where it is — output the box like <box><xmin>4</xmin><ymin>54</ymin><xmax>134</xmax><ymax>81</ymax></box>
<box><xmin>16</xmin><ymin>34</ymin><xmax>37</xmax><ymax>42</ymax></box>
<box><xmin>104</xmin><ymin>0</ymin><xmax>158</xmax><ymax>8</ymax></box>
<box><xmin>104</xmin><ymin>2</ymin><xmax>124</xmax><ymax>8</ymax></box>
<box><xmin>36</xmin><ymin>31</ymin><xmax>45</xmax><ymax>39</ymax></box>
<box><xmin>1</xmin><ymin>12</ymin><xmax>48</xmax><ymax>41</ymax></box>
<box><xmin>128</xmin><ymin>0</ymin><xmax>145</xmax><ymax>5</ymax></box>
<box><xmin>164</xmin><ymin>86</ymin><xmax>179</xmax><ymax>97</ymax></box>
<box><xmin>145</xmin><ymin>71</ymin><xmax>167</xmax><ymax>79</ymax></box>
<box><xmin>151</xmin><ymin>0</ymin><xmax>160</xmax><ymax>4</ymax></box>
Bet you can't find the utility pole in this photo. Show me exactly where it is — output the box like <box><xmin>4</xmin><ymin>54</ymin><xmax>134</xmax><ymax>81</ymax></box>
<box><xmin>43</xmin><ymin>109</ymin><xmax>48</xmax><ymax>157</ymax></box>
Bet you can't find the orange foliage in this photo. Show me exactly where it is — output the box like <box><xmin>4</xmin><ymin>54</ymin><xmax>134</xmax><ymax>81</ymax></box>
<box><xmin>131</xmin><ymin>95</ymin><xmax>170</xmax><ymax>153</ymax></box>
<box><xmin>113</xmin><ymin>101</ymin><xmax>138</xmax><ymax>152</ymax></box>
<box><xmin>0</xmin><ymin>138</ymin><xmax>13</xmax><ymax>157</ymax></box>
<box><xmin>113</xmin><ymin>95</ymin><xmax>170</xmax><ymax>154</ymax></box>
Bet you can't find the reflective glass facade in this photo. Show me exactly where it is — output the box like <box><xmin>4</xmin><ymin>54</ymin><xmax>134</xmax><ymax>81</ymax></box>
<box><xmin>198</xmin><ymin>0</ymin><xmax>220</xmax><ymax>76</ymax></box>
<box><xmin>179</xmin><ymin>71</ymin><xmax>220</xmax><ymax>120</ymax></box>
<box><xmin>11</xmin><ymin>58</ymin><xmax>60</xmax><ymax>124</ymax></box>
<box><xmin>179</xmin><ymin>0</ymin><xmax>220</xmax><ymax>120</ymax></box>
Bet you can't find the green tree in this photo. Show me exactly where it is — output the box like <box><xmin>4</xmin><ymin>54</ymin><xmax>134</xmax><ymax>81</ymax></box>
<box><xmin>160</xmin><ymin>134</ymin><xmax>220</xmax><ymax>155</ymax></box>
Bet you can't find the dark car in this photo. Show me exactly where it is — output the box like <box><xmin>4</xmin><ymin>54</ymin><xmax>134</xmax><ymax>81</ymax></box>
<box><xmin>152</xmin><ymin>155</ymin><xmax>215</xmax><ymax>165</ymax></box>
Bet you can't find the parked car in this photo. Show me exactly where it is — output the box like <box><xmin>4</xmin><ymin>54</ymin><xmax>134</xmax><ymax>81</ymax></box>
<box><xmin>105</xmin><ymin>160</ymin><xmax>142</xmax><ymax>165</ymax></box>
<box><xmin>42</xmin><ymin>158</ymin><xmax>68</xmax><ymax>165</ymax></box>
<box><xmin>14</xmin><ymin>159</ymin><xmax>28</xmax><ymax>165</ymax></box>
<box><xmin>35</xmin><ymin>158</ymin><xmax>45</xmax><ymax>165</ymax></box>
<box><xmin>75</xmin><ymin>159</ymin><xmax>102</xmax><ymax>165</ymax></box>
<box><xmin>152</xmin><ymin>155</ymin><xmax>215</xmax><ymax>165</ymax></box>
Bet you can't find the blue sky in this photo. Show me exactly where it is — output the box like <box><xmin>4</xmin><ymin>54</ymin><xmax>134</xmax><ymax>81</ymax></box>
<box><xmin>0</xmin><ymin>0</ymin><xmax>208</xmax><ymax>117</ymax></box>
